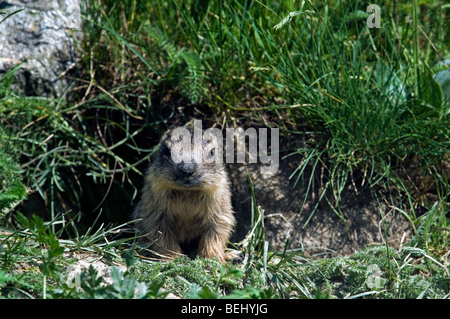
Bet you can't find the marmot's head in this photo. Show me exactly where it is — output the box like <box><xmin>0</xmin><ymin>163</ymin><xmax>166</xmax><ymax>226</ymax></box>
<box><xmin>149</xmin><ymin>125</ymin><xmax>226</xmax><ymax>192</ymax></box>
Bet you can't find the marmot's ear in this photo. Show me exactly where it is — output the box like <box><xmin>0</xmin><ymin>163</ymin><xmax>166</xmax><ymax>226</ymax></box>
<box><xmin>160</xmin><ymin>128</ymin><xmax>172</xmax><ymax>140</ymax></box>
<box><xmin>184</xmin><ymin>118</ymin><xmax>200</xmax><ymax>129</ymax></box>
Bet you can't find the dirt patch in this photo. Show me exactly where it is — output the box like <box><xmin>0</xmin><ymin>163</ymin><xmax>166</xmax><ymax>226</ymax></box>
<box><xmin>228</xmin><ymin>144</ymin><xmax>414</xmax><ymax>257</ymax></box>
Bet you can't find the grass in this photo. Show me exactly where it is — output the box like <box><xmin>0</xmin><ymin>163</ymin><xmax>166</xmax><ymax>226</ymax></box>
<box><xmin>0</xmin><ymin>0</ymin><xmax>449</xmax><ymax>299</ymax></box>
<box><xmin>0</xmin><ymin>183</ymin><xmax>448</xmax><ymax>299</ymax></box>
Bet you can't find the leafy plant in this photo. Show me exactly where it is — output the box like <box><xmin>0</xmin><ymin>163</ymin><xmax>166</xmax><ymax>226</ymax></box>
<box><xmin>69</xmin><ymin>265</ymin><xmax>158</xmax><ymax>299</ymax></box>
<box><xmin>0</xmin><ymin>153</ymin><xmax>27</xmax><ymax>221</ymax></box>
<box><xmin>12</xmin><ymin>213</ymin><xmax>64</xmax><ymax>298</ymax></box>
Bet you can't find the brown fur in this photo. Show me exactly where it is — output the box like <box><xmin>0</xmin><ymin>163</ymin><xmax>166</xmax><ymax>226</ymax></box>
<box><xmin>133</xmin><ymin>125</ymin><xmax>235</xmax><ymax>263</ymax></box>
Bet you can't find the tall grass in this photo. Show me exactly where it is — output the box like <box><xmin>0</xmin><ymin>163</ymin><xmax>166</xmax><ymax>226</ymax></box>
<box><xmin>241</xmin><ymin>0</ymin><xmax>449</xmax><ymax>209</ymax></box>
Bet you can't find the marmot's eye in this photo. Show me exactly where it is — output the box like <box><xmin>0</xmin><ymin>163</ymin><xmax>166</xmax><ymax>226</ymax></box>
<box><xmin>210</xmin><ymin>149</ymin><xmax>215</xmax><ymax>157</ymax></box>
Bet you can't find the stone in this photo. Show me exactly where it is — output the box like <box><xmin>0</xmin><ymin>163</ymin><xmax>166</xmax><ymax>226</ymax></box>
<box><xmin>0</xmin><ymin>0</ymin><xmax>82</xmax><ymax>97</ymax></box>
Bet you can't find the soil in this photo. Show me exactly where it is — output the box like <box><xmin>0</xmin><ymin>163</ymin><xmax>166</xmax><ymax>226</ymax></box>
<box><xmin>228</xmin><ymin>140</ymin><xmax>415</xmax><ymax>257</ymax></box>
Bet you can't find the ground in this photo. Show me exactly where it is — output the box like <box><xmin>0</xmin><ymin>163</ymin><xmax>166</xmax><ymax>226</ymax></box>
<box><xmin>228</xmin><ymin>137</ymin><xmax>414</xmax><ymax>257</ymax></box>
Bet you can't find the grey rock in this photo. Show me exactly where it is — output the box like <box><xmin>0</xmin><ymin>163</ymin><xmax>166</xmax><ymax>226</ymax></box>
<box><xmin>0</xmin><ymin>0</ymin><xmax>81</xmax><ymax>97</ymax></box>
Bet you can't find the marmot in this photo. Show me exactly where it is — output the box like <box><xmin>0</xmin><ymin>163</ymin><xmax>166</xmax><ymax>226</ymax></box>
<box><xmin>133</xmin><ymin>123</ymin><xmax>236</xmax><ymax>263</ymax></box>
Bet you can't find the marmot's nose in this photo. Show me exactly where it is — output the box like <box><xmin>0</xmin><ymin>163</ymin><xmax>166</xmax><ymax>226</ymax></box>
<box><xmin>179</xmin><ymin>162</ymin><xmax>197</xmax><ymax>176</ymax></box>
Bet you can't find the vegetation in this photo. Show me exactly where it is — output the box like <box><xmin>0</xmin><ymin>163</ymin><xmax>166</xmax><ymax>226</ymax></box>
<box><xmin>1</xmin><ymin>0</ymin><xmax>449</xmax><ymax>299</ymax></box>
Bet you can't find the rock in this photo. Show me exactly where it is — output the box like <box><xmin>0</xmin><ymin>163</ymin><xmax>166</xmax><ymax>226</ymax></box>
<box><xmin>0</xmin><ymin>0</ymin><xmax>81</xmax><ymax>97</ymax></box>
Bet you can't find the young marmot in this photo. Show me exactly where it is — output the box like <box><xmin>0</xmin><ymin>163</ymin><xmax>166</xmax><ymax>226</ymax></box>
<box><xmin>132</xmin><ymin>123</ymin><xmax>236</xmax><ymax>263</ymax></box>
